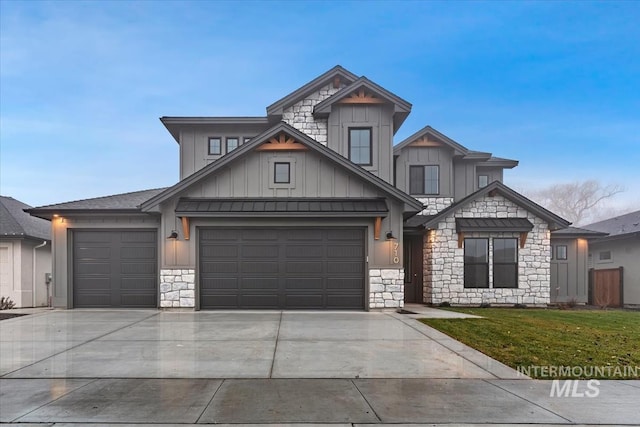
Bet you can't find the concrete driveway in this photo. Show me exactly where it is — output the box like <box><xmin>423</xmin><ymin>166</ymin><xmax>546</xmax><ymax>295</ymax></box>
<box><xmin>1</xmin><ymin>309</ymin><xmax>638</xmax><ymax>425</ymax></box>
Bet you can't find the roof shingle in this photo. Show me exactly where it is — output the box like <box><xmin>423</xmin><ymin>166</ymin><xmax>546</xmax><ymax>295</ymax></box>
<box><xmin>0</xmin><ymin>196</ymin><xmax>51</xmax><ymax>240</ymax></box>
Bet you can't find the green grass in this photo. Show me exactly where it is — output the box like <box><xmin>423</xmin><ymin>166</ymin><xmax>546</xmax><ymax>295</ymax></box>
<box><xmin>420</xmin><ymin>308</ymin><xmax>640</xmax><ymax>379</ymax></box>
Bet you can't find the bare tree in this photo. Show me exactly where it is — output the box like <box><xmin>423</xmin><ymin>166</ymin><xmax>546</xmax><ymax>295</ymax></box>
<box><xmin>526</xmin><ymin>180</ymin><xmax>624</xmax><ymax>225</ymax></box>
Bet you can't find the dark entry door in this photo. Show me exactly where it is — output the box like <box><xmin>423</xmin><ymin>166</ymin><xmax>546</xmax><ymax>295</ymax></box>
<box><xmin>199</xmin><ymin>227</ymin><xmax>365</xmax><ymax>309</ymax></box>
<box><xmin>73</xmin><ymin>230</ymin><xmax>158</xmax><ymax>308</ymax></box>
<box><xmin>403</xmin><ymin>235</ymin><xmax>423</xmax><ymax>303</ymax></box>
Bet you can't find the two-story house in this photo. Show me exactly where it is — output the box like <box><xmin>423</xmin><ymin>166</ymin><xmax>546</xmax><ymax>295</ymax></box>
<box><xmin>28</xmin><ymin>66</ymin><xmax>571</xmax><ymax>310</ymax></box>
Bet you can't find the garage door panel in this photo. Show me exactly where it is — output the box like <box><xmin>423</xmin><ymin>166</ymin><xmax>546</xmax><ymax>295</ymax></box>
<box><xmin>73</xmin><ymin>230</ymin><xmax>157</xmax><ymax>308</ymax></box>
<box><xmin>200</xmin><ymin>227</ymin><xmax>364</xmax><ymax>310</ymax></box>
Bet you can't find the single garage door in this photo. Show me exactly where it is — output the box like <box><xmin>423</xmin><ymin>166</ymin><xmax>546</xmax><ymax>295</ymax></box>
<box><xmin>200</xmin><ymin>227</ymin><xmax>365</xmax><ymax>309</ymax></box>
<box><xmin>73</xmin><ymin>230</ymin><xmax>157</xmax><ymax>308</ymax></box>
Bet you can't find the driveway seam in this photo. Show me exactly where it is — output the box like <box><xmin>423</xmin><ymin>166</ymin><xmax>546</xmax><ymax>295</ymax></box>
<box><xmin>10</xmin><ymin>377</ymin><xmax>99</xmax><ymax>422</ymax></box>
<box><xmin>384</xmin><ymin>312</ymin><xmax>500</xmax><ymax>379</ymax></box>
<box><xmin>351</xmin><ymin>379</ymin><xmax>382</xmax><ymax>422</ymax></box>
<box><xmin>1</xmin><ymin>312</ymin><xmax>160</xmax><ymax>378</ymax></box>
<box><xmin>484</xmin><ymin>378</ymin><xmax>574</xmax><ymax>423</ymax></box>
<box><xmin>268</xmin><ymin>311</ymin><xmax>283</xmax><ymax>378</ymax></box>
<box><xmin>195</xmin><ymin>378</ymin><xmax>225</xmax><ymax>424</ymax></box>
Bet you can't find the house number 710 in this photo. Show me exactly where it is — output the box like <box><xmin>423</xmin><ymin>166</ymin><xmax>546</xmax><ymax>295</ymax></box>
<box><xmin>392</xmin><ymin>242</ymin><xmax>399</xmax><ymax>264</ymax></box>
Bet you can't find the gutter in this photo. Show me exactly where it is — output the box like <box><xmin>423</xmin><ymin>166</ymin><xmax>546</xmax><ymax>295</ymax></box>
<box><xmin>32</xmin><ymin>240</ymin><xmax>47</xmax><ymax>308</ymax></box>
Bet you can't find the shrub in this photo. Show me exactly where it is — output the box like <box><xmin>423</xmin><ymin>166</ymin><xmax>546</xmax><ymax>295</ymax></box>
<box><xmin>438</xmin><ymin>301</ymin><xmax>451</xmax><ymax>307</ymax></box>
<box><xmin>479</xmin><ymin>302</ymin><xmax>491</xmax><ymax>308</ymax></box>
<box><xmin>0</xmin><ymin>297</ymin><xmax>15</xmax><ymax>310</ymax></box>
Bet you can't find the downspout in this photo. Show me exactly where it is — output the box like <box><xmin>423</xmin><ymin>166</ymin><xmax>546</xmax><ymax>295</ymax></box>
<box><xmin>32</xmin><ymin>241</ymin><xmax>47</xmax><ymax>308</ymax></box>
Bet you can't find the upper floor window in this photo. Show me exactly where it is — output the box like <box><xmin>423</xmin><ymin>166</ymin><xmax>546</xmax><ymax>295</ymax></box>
<box><xmin>243</xmin><ymin>137</ymin><xmax>252</xmax><ymax>144</ymax></box>
<box><xmin>409</xmin><ymin>165</ymin><xmax>439</xmax><ymax>195</ymax></box>
<box><xmin>464</xmin><ymin>238</ymin><xmax>489</xmax><ymax>288</ymax></box>
<box><xmin>274</xmin><ymin>162</ymin><xmax>290</xmax><ymax>184</ymax></box>
<box><xmin>208</xmin><ymin>137</ymin><xmax>221</xmax><ymax>155</ymax></box>
<box><xmin>348</xmin><ymin>128</ymin><xmax>372</xmax><ymax>165</ymax></box>
<box><xmin>478</xmin><ymin>175</ymin><xmax>489</xmax><ymax>188</ymax></box>
<box><xmin>226</xmin><ymin>137</ymin><xmax>239</xmax><ymax>152</ymax></box>
<box><xmin>493</xmin><ymin>238</ymin><xmax>518</xmax><ymax>288</ymax></box>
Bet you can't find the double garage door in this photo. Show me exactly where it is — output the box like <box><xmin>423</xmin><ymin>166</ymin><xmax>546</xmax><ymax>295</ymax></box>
<box><xmin>73</xmin><ymin>230</ymin><xmax>157</xmax><ymax>308</ymax></box>
<box><xmin>200</xmin><ymin>227</ymin><xmax>365</xmax><ymax>309</ymax></box>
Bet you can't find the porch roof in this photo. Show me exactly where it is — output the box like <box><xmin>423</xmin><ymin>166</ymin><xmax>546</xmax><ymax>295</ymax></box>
<box><xmin>455</xmin><ymin>217</ymin><xmax>533</xmax><ymax>233</ymax></box>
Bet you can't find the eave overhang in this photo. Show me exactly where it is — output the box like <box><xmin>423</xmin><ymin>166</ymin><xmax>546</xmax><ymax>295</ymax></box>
<box><xmin>160</xmin><ymin>116</ymin><xmax>270</xmax><ymax>143</ymax></box>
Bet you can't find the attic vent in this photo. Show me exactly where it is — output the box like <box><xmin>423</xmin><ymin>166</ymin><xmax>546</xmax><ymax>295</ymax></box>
<box><xmin>338</xmin><ymin>88</ymin><xmax>385</xmax><ymax>104</ymax></box>
<box><xmin>256</xmin><ymin>133</ymin><xmax>308</xmax><ymax>152</ymax></box>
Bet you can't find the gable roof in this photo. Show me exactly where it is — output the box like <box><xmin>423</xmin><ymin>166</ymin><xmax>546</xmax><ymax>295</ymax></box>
<box><xmin>551</xmin><ymin>226</ymin><xmax>608</xmax><ymax>238</ymax></box>
<box><xmin>0</xmin><ymin>196</ymin><xmax>51</xmax><ymax>240</ymax></box>
<box><xmin>393</xmin><ymin>125</ymin><xmax>470</xmax><ymax>156</ymax></box>
<box><xmin>582</xmin><ymin>210</ymin><xmax>640</xmax><ymax>238</ymax></box>
<box><xmin>27</xmin><ymin>188</ymin><xmax>167</xmax><ymax>220</ymax></box>
<box><xmin>477</xmin><ymin>156</ymin><xmax>519</xmax><ymax>169</ymax></box>
<box><xmin>408</xmin><ymin>181</ymin><xmax>571</xmax><ymax>231</ymax></box>
<box><xmin>313</xmin><ymin>77</ymin><xmax>412</xmax><ymax>133</ymax></box>
<box><xmin>266</xmin><ymin>65</ymin><xmax>359</xmax><ymax>117</ymax></box>
<box><xmin>160</xmin><ymin>117</ymin><xmax>269</xmax><ymax>143</ymax></box>
<box><xmin>140</xmin><ymin>122</ymin><xmax>423</xmax><ymax>215</ymax></box>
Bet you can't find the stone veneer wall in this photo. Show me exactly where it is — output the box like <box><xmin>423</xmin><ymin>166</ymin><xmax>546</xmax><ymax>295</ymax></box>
<box><xmin>282</xmin><ymin>83</ymin><xmax>343</xmax><ymax>145</ymax></box>
<box><xmin>160</xmin><ymin>269</ymin><xmax>195</xmax><ymax>308</ymax></box>
<box><xmin>416</xmin><ymin>197</ymin><xmax>454</xmax><ymax>216</ymax></box>
<box><xmin>424</xmin><ymin>194</ymin><xmax>551</xmax><ymax>305</ymax></box>
<box><xmin>369</xmin><ymin>268</ymin><xmax>404</xmax><ymax>309</ymax></box>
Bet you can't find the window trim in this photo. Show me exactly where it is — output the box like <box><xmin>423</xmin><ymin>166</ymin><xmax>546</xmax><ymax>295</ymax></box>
<box><xmin>208</xmin><ymin>137</ymin><xmax>222</xmax><ymax>155</ymax></box>
<box><xmin>492</xmin><ymin>238</ymin><xmax>519</xmax><ymax>288</ymax></box>
<box><xmin>226</xmin><ymin>137</ymin><xmax>239</xmax><ymax>153</ymax></box>
<box><xmin>556</xmin><ymin>245</ymin><xmax>568</xmax><ymax>260</ymax></box>
<box><xmin>463</xmin><ymin>238</ymin><xmax>489</xmax><ymax>289</ymax></box>
<box><xmin>273</xmin><ymin>162</ymin><xmax>291</xmax><ymax>184</ymax></box>
<box><xmin>348</xmin><ymin>127</ymin><xmax>372</xmax><ymax>166</ymax></box>
<box><xmin>598</xmin><ymin>250</ymin><xmax>612</xmax><ymax>263</ymax></box>
<box><xmin>409</xmin><ymin>165</ymin><xmax>440</xmax><ymax>195</ymax></box>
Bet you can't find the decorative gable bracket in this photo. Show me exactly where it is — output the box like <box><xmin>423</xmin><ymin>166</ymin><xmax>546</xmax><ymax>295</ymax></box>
<box><xmin>255</xmin><ymin>133</ymin><xmax>309</xmax><ymax>151</ymax></box>
<box><xmin>338</xmin><ymin>88</ymin><xmax>386</xmax><ymax>105</ymax></box>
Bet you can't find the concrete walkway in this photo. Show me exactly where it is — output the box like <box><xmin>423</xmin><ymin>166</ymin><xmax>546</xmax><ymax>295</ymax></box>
<box><xmin>1</xmin><ymin>310</ymin><xmax>637</xmax><ymax>425</ymax></box>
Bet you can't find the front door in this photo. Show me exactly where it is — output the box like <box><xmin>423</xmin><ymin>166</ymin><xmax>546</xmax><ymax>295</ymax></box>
<box><xmin>403</xmin><ymin>235</ymin><xmax>424</xmax><ymax>304</ymax></box>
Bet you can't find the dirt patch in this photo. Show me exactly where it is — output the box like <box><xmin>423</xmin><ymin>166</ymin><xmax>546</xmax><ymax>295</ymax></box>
<box><xmin>0</xmin><ymin>313</ymin><xmax>28</xmax><ymax>321</ymax></box>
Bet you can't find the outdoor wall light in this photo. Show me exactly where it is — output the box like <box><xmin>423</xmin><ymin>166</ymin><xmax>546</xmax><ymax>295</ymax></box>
<box><xmin>386</xmin><ymin>231</ymin><xmax>397</xmax><ymax>240</ymax></box>
<box><xmin>167</xmin><ymin>230</ymin><xmax>179</xmax><ymax>240</ymax></box>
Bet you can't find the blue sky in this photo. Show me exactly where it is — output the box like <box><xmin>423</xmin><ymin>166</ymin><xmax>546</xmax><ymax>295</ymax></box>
<box><xmin>1</xmin><ymin>0</ymin><xmax>639</xmax><ymax>210</ymax></box>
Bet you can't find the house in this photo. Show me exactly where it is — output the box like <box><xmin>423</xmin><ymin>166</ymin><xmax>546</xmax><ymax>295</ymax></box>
<box><xmin>583</xmin><ymin>210</ymin><xmax>640</xmax><ymax>307</ymax></box>
<box><xmin>28</xmin><ymin>65</ymin><xmax>570</xmax><ymax>310</ymax></box>
<box><xmin>548</xmin><ymin>227</ymin><xmax>608</xmax><ymax>304</ymax></box>
<box><xmin>0</xmin><ymin>196</ymin><xmax>52</xmax><ymax>308</ymax></box>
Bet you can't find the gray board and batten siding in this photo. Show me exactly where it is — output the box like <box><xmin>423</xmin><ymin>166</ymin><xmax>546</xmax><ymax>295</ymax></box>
<box><xmin>395</xmin><ymin>145</ymin><xmax>455</xmax><ymax>197</ymax></box>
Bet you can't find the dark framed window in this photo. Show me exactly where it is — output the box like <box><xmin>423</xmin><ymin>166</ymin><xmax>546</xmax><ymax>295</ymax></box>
<box><xmin>493</xmin><ymin>238</ymin><xmax>518</xmax><ymax>288</ymax></box>
<box><xmin>226</xmin><ymin>137</ymin><xmax>239</xmax><ymax>152</ymax></box>
<box><xmin>478</xmin><ymin>175</ymin><xmax>489</xmax><ymax>188</ymax></box>
<box><xmin>348</xmin><ymin>128</ymin><xmax>372</xmax><ymax>165</ymax></box>
<box><xmin>409</xmin><ymin>165</ymin><xmax>439</xmax><ymax>195</ymax></box>
<box><xmin>274</xmin><ymin>162</ymin><xmax>290</xmax><ymax>184</ymax></box>
<box><xmin>551</xmin><ymin>245</ymin><xmax>554</xmax><ymax>260</ymax></box>
<box><xmin>556</xmin><ymin>245</ymin><xmax>568</xmax><ymax>260</ymax></box>
<box><xmin>208</xmin><ymin>137</ymin><xmax>221</xmax><ymax>155</ymax></box>
<box><xmin>464</xmin><ymin>238</ymin><xmax>489</xmax><ymax>288</ymax></box>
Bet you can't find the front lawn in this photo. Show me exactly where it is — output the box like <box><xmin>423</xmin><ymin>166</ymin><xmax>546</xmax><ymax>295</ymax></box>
<box><xmin>420</xmin><ymin>308</ymin><xmax>640</xmax><ymax>379</ymax></box>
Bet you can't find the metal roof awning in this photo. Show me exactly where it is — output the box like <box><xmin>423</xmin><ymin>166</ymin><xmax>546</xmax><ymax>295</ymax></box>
<box><xmin>175</xmin><ymin>198</ymin><xmax>389</xmax><ymax>217</ymax></box>
<box><xmin>455</xmin><ymin>218</ymin><xmax>534</xmax><ymax>233</ymax></box>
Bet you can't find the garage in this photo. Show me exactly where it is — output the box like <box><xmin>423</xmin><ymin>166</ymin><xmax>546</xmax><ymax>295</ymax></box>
<box><xmin>73</xmin><ymin>230</ymin><xmax>157</xmax><ymax>308</ymax></box>
<box><xmin>199</xmin><ymin>227</ymin><xmax>365</xmax><ymax>309</ymax></box>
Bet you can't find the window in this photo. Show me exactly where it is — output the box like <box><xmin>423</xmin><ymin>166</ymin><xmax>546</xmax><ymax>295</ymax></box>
<box><xmin>243</xmin><ymin>137</ymin><xmax>252</xmax><ymax>144</ymax></box>
<box><xmin>409</xmin><ymin>165</ymin><xmax>439</xmax><ymax>195</ymax></box>
<box><xmin>274</xmin><ymin>162</ymin><xmax>290</xmax><ymax>184</ymax></box>
<box><xmin>478</xmin><ymin>175</ymin><xmax>489</xmax><ymax>188</ymax></box>
<box><xmin>556</xmin><ymin>245</ymin><xmax>568</xmax><ymax>260</ymax></box>
<box><xmin>348</xmin><ymin>128</ymin><xmax>372</xmax><ymax>165</ymax></box>
<box><xmin>551</xmin><ymin>245</ymin><xmax>554</xmax><ymax>260</ymax></box>
<box><xmin>208</xmin><ymin>137</ymin><xmax>221</xmax><ymax>155</ymax></box>
<box><xmin>493</xmin><ymin>238</ymin><xmax>518</xmax><ymax>288</ymax></box>
<box><xmin>599</xmin><ymin>251</ymin><xmax>612</xmax><ymax>261</ymax></box>
<box><xmin>226</xmin><ymin>137</ymin><xmax>239</xmax><ymax>152</ymax></box>
<box><xmin>464</xmin><ymin>238</ymin><xmax>489</xmax><ymax>288</ymax></box>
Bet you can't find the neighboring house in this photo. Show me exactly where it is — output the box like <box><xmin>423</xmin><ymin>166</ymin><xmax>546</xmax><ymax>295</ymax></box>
<box><xmin>0</xmin><ymin>196</ymin><xmax>52</xmax><ymax>307</ymax></box>
<box><xmin>549</xmin><ymin>227</ymin><xmax>608</xmax><ymax>304</ymax></box>
<box><xmin>28</xmin><ymin>65</ymin><xmax>570</xmax><ymax>310</ymax></box>
<box><xmin>583</xmin><ymin>210</ymin><xmax>640</xmax><ymax>306</ymax></box>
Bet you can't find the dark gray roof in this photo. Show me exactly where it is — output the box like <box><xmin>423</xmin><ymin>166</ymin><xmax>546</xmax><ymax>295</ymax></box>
<box><xmin>175</xmin><ymin>198</ymin><xmax>388</xmax><ymax>217</ymax></box>
<box><xmin>0</xmin><ymin>196</ymin><xmax>51</xmax><ymax>240</ymax></box>
<box><xmin>160</xmin><ymin>117</ymin><xmax>270</xmax><ymax>143</ymax></box>
<box><xmin>266</xmin><ymin>65</ymin><xmax>358</xmax><ymax>117</ymax></box>
<box><xmin>142</xmin><ymin>122</ymin><xmax>423</xmax><ymax>215</ymax></box>
<box><xmin>551</xmin><ymin>226</ymin><xmax>608</xmax><ymax>238</ymax></box>
<box><xmin>582</xmin><ymin>210</ymin><xmax>640</xmax><ymax>238</ymax></box>
<box><xmin>404</xmin><ymin>214</ymin><xmax>435</xmax><ymax>228</ymax></box>
<box><xmin>393</xmin><ymin>125</ymin><xmax>469</xmax><ymax>156</ymax></box>
<box><xmin>477</xmin><ymin>157</ymin><xmax>519</xmax><ymax>168</ymax></box>
<box><xmin>405</xmin><ymin>181</ymin><xmax>571</xmax><ymax>231</ymax></box>
<box><xmin>456</xmin><ymin>218</ymin><xmax>533</xmax><ymax>232</ymax></box>
<box><xmin>27</xmin><ymin>188</ymin><xmax>167</xmax><ymax>219</ymax></box>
